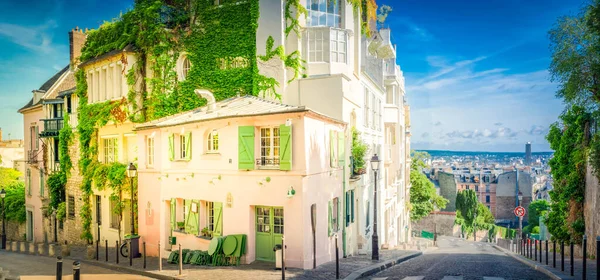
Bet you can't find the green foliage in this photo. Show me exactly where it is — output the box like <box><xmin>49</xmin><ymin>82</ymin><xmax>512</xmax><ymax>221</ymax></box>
<box><xmin>351</xmin><ymin>127</ymin><xmax>369</xmax><ymax>175</ymax></box>
<box><xmin>409</xmin><ymin>151</ymin><xmax>448</xmax><ymax>221</ymax></box>
<box><xmin>376</xmin><ymin>4</ymin><xmax>392</xmax><ymax>26</ymax></box>
<box><xmin>0</xmin><ymin>167</ymin><xmax>21</xmax><ymax>187</ymax></box>
<box><xmin>475</xmin><ymin>203</ymin><xmax>495</xmax><ymax>231</ymax></box>
<box><xmin>528</xmin><ymin>199</ymin><xmax>549</xmax><ymax>228</ymax></box>
<box><xmin>3</xmin><ymin>181</ymin><xmax>26</xmax><ymax>223</ymax></box>
<box><xmin>284</xmin><ymin>0</ymin><xmax>307</xmax><ymax>37</ymax></box>
<box><xmin>546</xmin><ymin>105</ymin><xmax>590</xmax><ymax>242</ymax></box>
<box><xmin>56</xmin><ymin>202</ymin><xmax>66</xmax><ymax>222</ymax></box>
<box><xmin>47</xmin><ymin>172</ymin><xmax>66</xmax><ymax>210</ymax></box>
<box><xmin>455</xmin><ymin>190</ymin><xmax>479</xmax><ymax>237</ymax></box>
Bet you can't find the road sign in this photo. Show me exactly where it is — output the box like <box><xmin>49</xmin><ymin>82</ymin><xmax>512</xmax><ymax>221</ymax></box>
<box><xmin>514</xmin><ymin>206</ymin><xmax>526</xmax><ymax>217</ymax></box>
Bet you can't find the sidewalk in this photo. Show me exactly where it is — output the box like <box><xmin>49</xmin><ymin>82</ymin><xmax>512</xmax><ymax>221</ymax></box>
<box><xmin>494</xmin><ymin>243</ymin><xmax>598</xmax><ymax>280</ymax></box>
<box><xmin>66</xmin><ymin>245</ymin><xmax>422</xmax><ymax>280</ymax></box>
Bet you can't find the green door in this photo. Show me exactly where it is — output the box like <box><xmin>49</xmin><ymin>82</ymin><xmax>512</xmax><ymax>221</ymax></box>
<box><xmin>255</xmin><ymin>206</ymin><xmax>284</xmax><ymax>262</ymax></box>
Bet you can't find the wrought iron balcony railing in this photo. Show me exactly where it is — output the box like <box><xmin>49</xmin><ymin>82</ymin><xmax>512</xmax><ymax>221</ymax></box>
<box><xmin>40</xmin><ymin>118</ymin><xmax>63</xmax><ymax>138</ymax></box>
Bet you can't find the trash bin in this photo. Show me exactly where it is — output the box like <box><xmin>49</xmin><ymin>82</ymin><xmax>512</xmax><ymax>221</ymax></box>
<box><xmin>273</xmin><ymin>244</ymin><xmax>282</xmax><ymax>269</ymax></box>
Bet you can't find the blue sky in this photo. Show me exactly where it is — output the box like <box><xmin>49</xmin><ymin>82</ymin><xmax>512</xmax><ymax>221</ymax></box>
<box><xmin>0</xmin><ymin>0</ymin><xmax>585</xmax><ymax>152</ymax></box>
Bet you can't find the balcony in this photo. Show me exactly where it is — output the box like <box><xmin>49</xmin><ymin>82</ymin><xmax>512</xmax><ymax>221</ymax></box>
<box><xmin>27</xmin><ymin>150</ymin><xmax>39</xmax><ymax>164</ymax></box>
<box><xmin>362</xmin><ymin>53</ymin><xmax>384</xmax><ymax>89</ymax></box>
<box><xmin>40</xmin><ymin>118</ymin><xmax>63</xmax><ymax>138</ymax></box>
<box><xmin>255</xmin><ymin>158</ymin><xmax>280</xmax><ymax>170</ymax></box>
<box><xmin>303</xmin><ymin>27</ymin><xmax>349</xmax><ymax>65</ymax></box>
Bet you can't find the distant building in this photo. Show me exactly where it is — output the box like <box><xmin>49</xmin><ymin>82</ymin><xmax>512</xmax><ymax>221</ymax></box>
<box><xmin>525</xmin><ymin>142</ymin><xmax>532</xmax><ymax>166</ymax></box>
<box><xmin>495</xmin><ymin>170</ymin><xmax>533</xmax><ymax>227</ymax></box>
<box><xmin>0</xmin><ymin>127</ymin><xmax>25</xmax><ymax>173</ymax></box>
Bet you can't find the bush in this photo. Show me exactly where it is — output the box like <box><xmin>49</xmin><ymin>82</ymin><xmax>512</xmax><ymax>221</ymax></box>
<box><xmin>4</xmin><ymin>181</ymin><xmax>26</xmax><ymax>223</ymax></box>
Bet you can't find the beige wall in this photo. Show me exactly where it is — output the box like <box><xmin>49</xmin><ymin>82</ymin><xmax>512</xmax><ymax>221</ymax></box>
<box><xmin>22</xmin><ymin>106</ymin><xmax>46</xmax><ymax>244</ymax></box>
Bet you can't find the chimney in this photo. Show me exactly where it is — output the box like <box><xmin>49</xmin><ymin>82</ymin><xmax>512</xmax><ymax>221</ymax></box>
<box><xmin>69</xmin><ymin>27</ymin><xmax>87</xmax><ymax>68</ymax></box>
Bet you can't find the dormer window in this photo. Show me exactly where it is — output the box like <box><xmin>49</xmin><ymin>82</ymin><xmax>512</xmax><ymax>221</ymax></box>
<box><xmin>177</xmin><ymin>54</ymin><xmax>191</xmax><ymax>81</ymax></box>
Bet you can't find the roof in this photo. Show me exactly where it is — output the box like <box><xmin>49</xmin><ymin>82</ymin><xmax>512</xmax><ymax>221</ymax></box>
<box><xmin>57</xmin><ymin>87</ymin><xmax>76</xmax><ymax>98</ymax></box>
<box><xmin>79</xmin><ymin>44</ymin><xmax>136</xmax><ymax>69</ymax></box>
<box><xmin>135</xmin><ymin>95</ymin><xmax>339</xmax><ymax>131</ymax></box>
<box><xmin>18</xmin><ymin>65</ymin><xmax>69</xmax><ymax>112</ymax></box>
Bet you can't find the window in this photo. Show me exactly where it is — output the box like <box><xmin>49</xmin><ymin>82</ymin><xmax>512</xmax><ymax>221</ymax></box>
<box><xmin>259</xmin><ymin>127</ymin><xmax>280</xmax><ymax>167</ymax></box>
<box><xmin>103</xmin><ymin>138</ymin><xmax>118</xmax><ymax>163</ymax></box>
<box><xmin>177</xmin><ymin>54</ymin><xmax>191</xmax><ymax>81</ymax></box>
<box><xmin>68</xmin><ymin>195</ymin><xmax>75</xmax><ymax>219</ymax></box>
<box><xmin>486</xmin><ymin>185</ymin><xmax>490</xmax><ymax>193</ymax></box>
<box><xmin>110</xmin><ymin>198</ymin><xmax>120</xmax><ymax>229</ymax></box>
<box><xmin>364</xmin><ymin>89</ymin><xmax>369</xmax><ymax>127</ymax></box>
<box><xmin>206</xmin><ymin>201</ymin><xmax>214</xmax><ymax>231</ymax></box>
<box><xmin>307</xmin><ymin>0</ymin><xmax>342</xmax><ymax>28</ymax></box>
<box><xmin>346</xmin><ymin>190</ymin><xmax>355</xmax><ymax>226</ymax></box>
<box><xmin>53</xmin><ymin>103</ymin><xmax>63</xmax><ymax>119</ymax></box>
<box><xmin>207</xmin><ymin>131</ymin><xmax>219</xmax><ymax>153</ymax></box>
<box><xmin>66</xmin><ymin>95</ymin><xmax>72</xmax><ymax>114</ymax></box>
<box><xmin>475</xmin><ymin>185</ymin><xmax>479</xmax><ymax>192</ymax></box>
<box><xmin>274</xmin><ymin>208</ymin><xmax>284</xmax><ymax>234</ymax></box>
<box><xmin>372</xmin><ymin>94</ymin><xmax>377</xmax><ymax>129</ymax></box>
<box><xmin>29</xmin><ymin>126</ymin><xmax>38</xmax><ymax>152</ymax></box>
<box><xmin>146</xmin><ymin>137</ymin><xmax>154</xmax><ymax>167</ymax></box>
<box><xmin>95</xmin><ymin>195</ymin><xmax>102</xmax><ymax>225</ymax></box>
<box><xmin>329</xmin><ymin>197</ymin><xmax>339</xmax><ymax>235</ymax></box>
<box><xmin>179</xmin><ymin>134</ymin><xmax>188</xmax><ymax>159</ymax></box>
<box><xmin>307</xmin><ymin>28</ymin><xmax>326</xmax><ymax>62</ymax></box>
<box><xmin>330</xmin><ymin>29</ymin><xmax>347</xmax><ymax>63</ymax></box>
<box><xmin>377</xmin><ymin>99</ymin><xmax>382</xmax><ymax>131</ymax></box>
<box><xmin>486</xmin><ymin>195</ymin><xmax>490</xmax><ymax>203</ymax></box>
<box><xmin>386</xmin><ymin>86</ymin><xmax>395</xmax><ymax>105</ymax></box>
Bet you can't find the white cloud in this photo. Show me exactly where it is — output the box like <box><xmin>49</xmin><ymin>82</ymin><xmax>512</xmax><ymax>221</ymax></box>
<box><xmin>0</xmin><ymin>20</ymin><xmax>58</xmax><ymax>54</ymax></box>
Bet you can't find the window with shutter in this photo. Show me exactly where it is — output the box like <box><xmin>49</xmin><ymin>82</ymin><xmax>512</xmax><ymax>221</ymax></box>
<box><xmin>238</xmin><ymin>126</ymin><xmax>255</xmax><ymax>170</ymax></box>
<box><xmin>279</xmin><ymin>124</ymin><xmax>292</xmax><ymax>171</ymax></box>
<box><xmin>345</xmin><ymin>192</ymin><xmax>350</xmax><ymax>227</ymax></box>
<box><xmin>168</xmin><ymin>134</ymin><xmax>175</xmax><ymax>161</ymax></box>
<box><xmin>170</xmin><ymin>199</ymin><xmax>176</xmax><ymax>233</ymax></box>
<box><xmin>184</xmin><ymin>132</ymin><xmax>192</xmax><ymax>161</ymax></box>
<box><xmin>328</xmin><ymin>200</ymin><xmax>333</xmax><ymax>236</ymax></box>
<box><xmin>351</xmin><ymin>190</ymin><xmax>355</xmax><ymax>223</ymax></box>
<box><xmin>213</xmin><ymin>202</ymin><xmax>223</xmax><ymax>237</ymax></box>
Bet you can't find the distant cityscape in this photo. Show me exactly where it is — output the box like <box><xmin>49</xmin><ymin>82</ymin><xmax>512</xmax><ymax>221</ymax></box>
<box><xmin>418</xmin><ymin>143</ymin><xmax>553</xmax><ymax>233</ymax></box>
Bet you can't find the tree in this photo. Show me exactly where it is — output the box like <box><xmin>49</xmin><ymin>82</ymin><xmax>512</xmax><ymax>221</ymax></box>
<box><xmin>528</xmin><ymin>200</ymin><xmax>550</xmax><ymax>228</ymax></box>
<box><xmin>549</xmin><ymin>2</ymin><xmax>600</xmax><ymax>107</ymax></box>
<box><xmin>3</xmin><ymin>181</ymin><xmax>26</xmax><ymax>223</ymax></box>
<box><xmin>455</xmin><ymin>190</ymin><xmax>479</xmax><ymax>240</ymax></box>
<box><xmin>376</xmin><ymin>5</ymin><xmax>392</xmax><ymax>27</ymax></box>
<box><xmin>0</xmin><ymin>167</ymin><xmax>21</xmax><ymax>187</ymax></box>
<box><xmin>475</xmin><ymin>203</ymin><xmax>495</xmax><ymax>231</ymax></box>
<box><xmin>409</xmin><ymin>151</ymin><xmax>448</xmax><ymax>221</ymax></box>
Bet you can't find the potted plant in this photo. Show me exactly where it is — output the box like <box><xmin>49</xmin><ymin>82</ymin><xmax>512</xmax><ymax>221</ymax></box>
<box><xmin>177</xmin><ymin>222</ymin><xmax>185</xmax><ymax>231</ymax></box>
<box><xmin>351</xmin><ymin>127</ymin><xmax>369</xmax><ymax>177</ymax></box>
<box><xmin>200</xmin><ymin>227</ymin><xmax>213</xmax><ymax>239</ymax></box>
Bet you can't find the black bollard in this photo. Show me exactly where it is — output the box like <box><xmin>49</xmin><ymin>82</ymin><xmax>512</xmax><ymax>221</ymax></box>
<box><xmin>105</xmin><ymin>240</ymin><xmax>108</xmax><ymax>262</ymax></box>
<box><xmin>56</xmin><ymin>256</ymin><xmax>63</xmax><ymax>280</ymax></box>
<box><xmin>583</xmin><ymin>235</ymin><xmax>587</xmax><ymax>280</ymax></box>
<box><xmin>116</xmin><ymin>240</ymin><xmax>119</xmax><ymax>264</ymax></box>
<box><xmin>72</xmin><ymin>261</ymin><xmax>80</xmax><ymax>280</ymax></box>
<box><xmin>596</xmin><ymin>236</ymin><xmax>599</xmax><ymax>280</ymax></box>
<box><xmin>529</xmin><ymin>239</ymin><xmax>532</xmax><ymax>259</ymax></box>
<box><xmin>570</xmin><ymin>240</ymin><xmax>574</xmax><ymax>276</ymax></box>
<box><xmin>553</xmin><ymin>240</ymin><xmax>556</xmax><ymax>268</ymax></box>
<box><xmin>129</xmin><ymin>240</ymin><xmax>133</xmax><ymax>267</ymax></box>
<box><xmin>561</xmin><ymin>241</ymin><xmax>565</xmax><ymax>271</ymax></box>
<box><xmin>539</xmin><ymin>240</ymin><xmax>542</xmax><ymax>263</ymax></box>
<box><xmin>178</xmin><ymin>244</ymin><xmax>182</xmax><ymax>276</ymax></box>
<box><xmin>335</xmin><ymin>235</ymin><xmax>339</xmax><ymax>279</ymax></box>
<box><xmin>545</xmin><ymin>240</ymin><xmax>548</xmax><ymax>265</ymax></box>
<box><xmin>143</xmin><ymin>241</ymin><xmax>146</xmax><ymax>269</ymax></box>
<box><xmin>96</xmin><ymin>240</ymin><xmax>99</xmax><ymax>260</ymax></box>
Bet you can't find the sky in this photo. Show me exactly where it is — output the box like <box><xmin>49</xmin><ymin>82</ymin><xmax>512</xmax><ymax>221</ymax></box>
<box><xmin>0</xmin><ymin>0</ymin><xmax>587</xmax><ymax>152</ymax></box>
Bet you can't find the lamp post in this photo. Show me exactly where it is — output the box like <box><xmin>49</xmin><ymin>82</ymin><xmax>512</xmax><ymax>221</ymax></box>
<box><xmin>370</xmin><ymin>154</ymin><xmax>380</xmax><ymax>261</ymax></box>
<box><xmin>1</xmin><ymin>188</ymin><xmax>6</xmax><ymax>249</ymax></box>
<box><xmin>126</xmin><ymin>163</ymin><xmax>137</xmax><ymax>236</ymax></box>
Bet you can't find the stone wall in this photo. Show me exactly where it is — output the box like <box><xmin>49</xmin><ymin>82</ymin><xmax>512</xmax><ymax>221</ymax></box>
<box><xmin>412</xmin><ymin>211</ymin><xmax>457</xmax><ymax>236</ymax></box>
<box><xmin>585</xmin><ymin>163</ymin><xmax>599</xmax><ymax>257</ymax></box>
<box><xmin>496</xmin><ymin>196</ymin><xmax>531</xmax><ymax>222</ymax></box>
<box><xmin>438</xmin><ymin>172</ymin><xmax>457</xmax><ymax>212</ymax></box>
<box><xmin>5</xmin><ymin>221</ymin><xmax>26</xmax><ymax>241</ymax></box>
<box><xmin>63</xmin><ymin>134</ymin><xmax>87</xmax><ymax>245</ymax></box>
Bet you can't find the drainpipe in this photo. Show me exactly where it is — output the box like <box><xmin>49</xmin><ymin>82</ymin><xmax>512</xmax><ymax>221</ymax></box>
<box><xmin>342</xmin><ymin>130</ymin><xmax>347</xmax><ymax>257</ymax></box>
<box><xmin>194</xmin><ymin>89</ymin><xmax>217</xmax><ymax>113</ymax></box>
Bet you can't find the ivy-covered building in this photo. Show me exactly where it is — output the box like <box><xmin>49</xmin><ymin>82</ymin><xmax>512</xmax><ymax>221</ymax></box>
<box><xmin>18</xmin><ymin>0</ymin><xmax>412</xmax><ymax>269</ymax></box>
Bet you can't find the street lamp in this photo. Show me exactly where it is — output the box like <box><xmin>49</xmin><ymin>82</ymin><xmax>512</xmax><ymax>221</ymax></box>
<box><xmin>370</xmin><ymin>154</ymin><xmax>381</xmax><ymax>261</ymax></box>
<box><xmin>1</xmin><ymin>188</ymin><xmax>6</xmax><ymax>250</ymax></box>
<box><xmin>126</xmin><ymin>163</ymin><xmax>137</xmax><ymax>236</ymax></box>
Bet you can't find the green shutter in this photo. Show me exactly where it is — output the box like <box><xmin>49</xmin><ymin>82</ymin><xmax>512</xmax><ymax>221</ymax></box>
<box><xmin>328</xmin><ymin>200</ymin><xmax>332</xmax><ymax>236</ymax></box>
<box><xmin>238</xmin><ymin>126</ymin><xmax>255</xmax><ymax>170</ymax></box>
<box><xmin>338</xmin><ymin>131</ymin><xmax>344</xmax><ymax>165</ymax></box>
<box><xmin>184</xmin><ymin>132</ymin><xmax>192</xmax><ymax>161</ymax></box>
<box><xmin>170</xmin><ymin>198</ymin><xmax>176</xmax><ymax>233</ymax></box>
<box><xmin>345</xmin><ymin>192</ymin><xmax>350</xmax><ymax>227</ymax></box>
<box><xmin>184</xmin><ymin>199</ymin><xmax>192</xmax><ymax>233</ymax></box>
<box><xmin>351</xmin><ymin>190</ymin><xmax>355</xmax><ymax>223</ymax></box>
<box><xmin>329</xmin><ymin>131</ymin><xmax>335</xmax><ymax>167</ymax></box>
<box><xmin>279</xmin><ymin>124</ymin><xmax>292</xmax><ymax>171</ymax></box>
<box><xmin>213</xmin><ymin>202</ymin><xmax>223</xmax><ymax>237</ymax></box>
<box><xmin>168</xmin><ymin>134</ymin><xmax>175</xmax><ymax>161</ymax></box>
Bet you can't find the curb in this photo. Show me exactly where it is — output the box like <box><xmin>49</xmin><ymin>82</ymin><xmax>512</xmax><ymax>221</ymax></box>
<box><xmin>78</xmin><ymin>259</ymin><xmax>183</xmax><ymax>280</ymax></box>
<box><xmin>492</xmin><ymin>245</ymin><xmax>573</xmax><ymax>280</ymax></box>
<box><xmin>343</xmin><ymin>251</ymin><xmax>423</xmax><ymax>280</ymax></box>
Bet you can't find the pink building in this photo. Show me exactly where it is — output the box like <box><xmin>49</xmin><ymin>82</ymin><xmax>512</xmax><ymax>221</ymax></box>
<box><xmin>135</xmin><ymin>93</ymin><xmax>350</xmax><ymax>269</ymax></box>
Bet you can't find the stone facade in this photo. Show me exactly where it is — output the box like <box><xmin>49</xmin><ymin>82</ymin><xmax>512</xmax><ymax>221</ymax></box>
<box><xmin>584</xmin><ymin>164</ymin><xmax>599</xmax><ymax>257</ymax></box>
<box><xmin>63</xmin><ymin>135</ymin><xmax>87</xmax><ymax>245</ymax></box>
<box><xmin>5</xmin><ymin>221</ymin><xmax>26</xmax><ymax>241</ymax></box>
<box><xmin>412</xmin><ymin>212</ymin><xmax>456</xmax><ymax>236</ymax></box>
<box><xmin>495</xmin><ymin>171</ymin><xmax>533</xmax><ymax>224</ymax></box>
